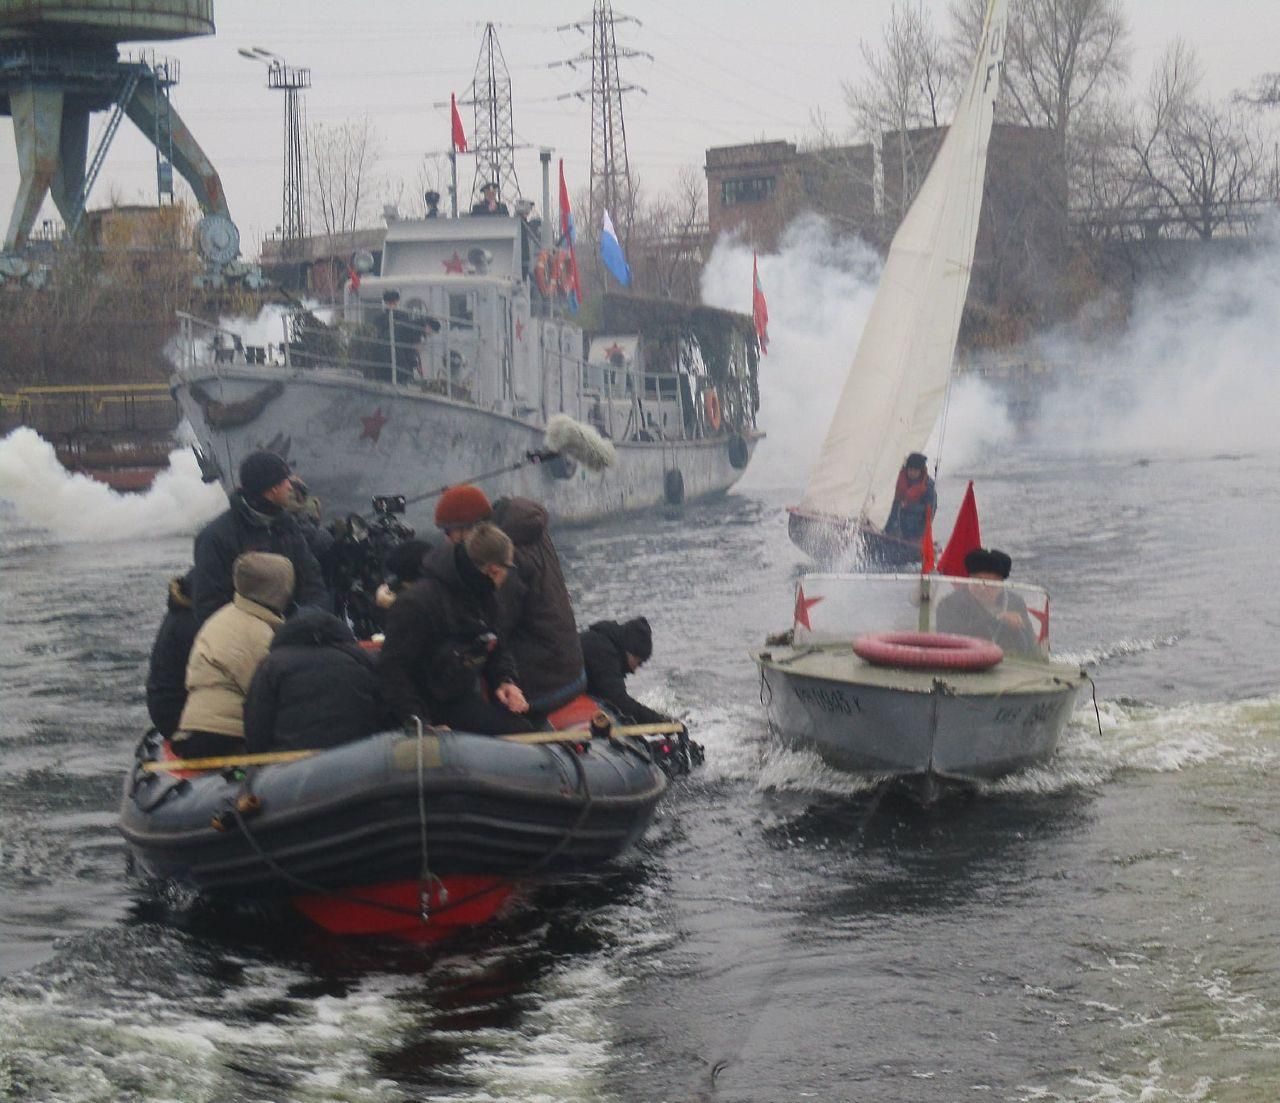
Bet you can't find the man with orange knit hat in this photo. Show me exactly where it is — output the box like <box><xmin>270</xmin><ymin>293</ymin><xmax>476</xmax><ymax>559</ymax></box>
<box><xmin>433</xmin><ymin>485</ymin><xmax>586</xmax><ymax>717</ymax></box>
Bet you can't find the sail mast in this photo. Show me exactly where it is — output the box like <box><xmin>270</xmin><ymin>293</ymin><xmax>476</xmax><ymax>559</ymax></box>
<box><xmin>797</xmin><ymin>0</ymin><xmax>1008</xmax><ymax>529</ymax></box>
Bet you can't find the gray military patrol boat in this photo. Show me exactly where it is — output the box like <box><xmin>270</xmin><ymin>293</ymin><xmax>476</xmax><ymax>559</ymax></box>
<box><xmin>172</xmin><ymin>212</ymin><xmax>761</xmax><ymax>530</ymax></box>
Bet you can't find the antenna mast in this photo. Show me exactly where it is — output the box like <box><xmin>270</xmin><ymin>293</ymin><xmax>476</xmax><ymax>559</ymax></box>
<box><xmin>557</xmin><ymin>2</ymin><xmax>649</xmax><ymax>237</ymax></box>
<box><xmin>468</xmin><ymin>24</ymin><xmax>520</xmax><ymax>205</ymax></box>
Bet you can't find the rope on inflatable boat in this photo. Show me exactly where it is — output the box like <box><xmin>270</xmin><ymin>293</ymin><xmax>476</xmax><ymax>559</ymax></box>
<box><xmin>219</xmin><ymin>724</ymin><xmax>601</xmax><ymax>928</ymax></box>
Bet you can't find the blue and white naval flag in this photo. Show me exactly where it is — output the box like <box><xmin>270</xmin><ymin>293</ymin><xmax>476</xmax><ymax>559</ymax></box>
<box><xmin>599</xmin><ymin>210</ymin><xmax>631</xmax><ymax>287</ymax></box>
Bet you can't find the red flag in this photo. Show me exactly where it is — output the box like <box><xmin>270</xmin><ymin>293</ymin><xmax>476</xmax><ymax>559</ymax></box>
<box><xmin>937</xmin><ymin>481</ymin><xmax>982</xmax><ymax>576</ymax></box>
<box><xmin>450</xmin><ymin>93</ymin><xmax>468</xmax><ymax>153</ymax></box>
<box><xmin>921</xmin><ymin>506</ymin><xmax>936</xmax><ymax>574</ymax></box>
<box><xmin>752</xmin><ymin>252</ymin><xmax>769</xmax><ymax>354</ymax></box>
<box><xmin>557</xmin><ymin>160</ymin><xmax>582</xmax><ymax>312</ymax></box>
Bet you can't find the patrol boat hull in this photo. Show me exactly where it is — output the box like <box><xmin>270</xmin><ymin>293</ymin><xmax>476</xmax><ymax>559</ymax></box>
<box><xmin>172</xmin><ymin>364</ymin><xmax>758</xmax><ymax>531</ymax></box>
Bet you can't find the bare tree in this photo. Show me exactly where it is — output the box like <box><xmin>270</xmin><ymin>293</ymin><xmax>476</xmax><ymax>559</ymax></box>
<box><xmin>1130</xmin><ymin>44</ymin><xmax>1260</xmax><ymax>240</ymax></box>
<box><xmin>628</xmin><ymin>166</ymin><xmax>708</xmax><ymax>301</ymax></box>
<box><xmin>953</xmin><ymin>0</ymin><xmax>1129</xmax><ymax>165</ymax></box>
<box><xmin>309</xmin><ymin>116</ymin><xmax>381</xmax><ymax>244</ymax></box>
<box><xmin>844</xmin><ymin>2</ymin><xmax>954</xmax><ymax>219</ymax></box>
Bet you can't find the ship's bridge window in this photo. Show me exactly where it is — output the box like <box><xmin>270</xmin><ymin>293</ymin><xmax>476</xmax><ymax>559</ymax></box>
<box><xmin>448</xmin><ymin>292</ymin><xmax>475</xmax><ymax>331</ymax></box>
<box><xmin>722</xmin><ymin>176</ymin><xmax>776</xmax><ymax>206</ymax></box>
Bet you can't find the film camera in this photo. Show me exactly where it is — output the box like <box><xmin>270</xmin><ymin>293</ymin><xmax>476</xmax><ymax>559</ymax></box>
<box><xmin>327</xmin><ymin>494</ymin><xmax>416</xmax><ymax>639</ymax></box>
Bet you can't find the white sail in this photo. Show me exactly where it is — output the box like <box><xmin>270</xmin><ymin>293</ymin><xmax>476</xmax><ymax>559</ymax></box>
<box><xmin>798</xmin><ymin>0</ymin><xmax>1008</xmax><ymax>528</ymax></box>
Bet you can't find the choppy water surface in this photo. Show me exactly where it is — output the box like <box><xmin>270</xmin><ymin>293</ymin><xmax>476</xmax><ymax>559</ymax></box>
<box><xmin>1</xmin><ymin>444</ymin><xmax>1278</xmax><ymax>1102</ymax></box>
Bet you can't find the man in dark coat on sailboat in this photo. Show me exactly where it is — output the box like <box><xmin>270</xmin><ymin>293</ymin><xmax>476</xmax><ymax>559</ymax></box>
<box><xmin>884</xmin><ymin>452</ymin><xmax>937</xmax><ymax>543</ymax></box>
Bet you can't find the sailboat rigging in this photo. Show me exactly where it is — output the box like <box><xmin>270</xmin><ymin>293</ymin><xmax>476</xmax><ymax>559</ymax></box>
<box><xmin>788</xmin><ymin>0</ymin><xmax>1009</xmax><ymax>564</ymax></box>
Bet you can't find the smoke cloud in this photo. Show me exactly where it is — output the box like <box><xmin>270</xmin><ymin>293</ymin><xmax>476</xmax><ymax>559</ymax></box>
<box><xmin>1032</xmin><ymin>224</ymin><xmax>1280</xmax><ymax>456</ymax></box>
<box><xmin>0</xmin><ymin>427</ymin><xmax>225</xmax><ymax>542</ymax></box>
<box><xmin>701</xmin><ymin>215</ymin><xmax>1018</xmax><ymax>491</ymax></box>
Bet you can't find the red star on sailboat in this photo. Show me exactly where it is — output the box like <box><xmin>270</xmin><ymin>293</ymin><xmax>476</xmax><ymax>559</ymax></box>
<box><xmin>360</xmin><ymin>407</ymin><xmax>388</xmax><ymax>443</ymax></box>
<box><xmin>442</xmin><ymin>251</ymin><xmax>465</xmax><ymax>274</ymax></box>
<box><xmin>603</xmin><ymin>342</ymin><xmax>625</xmax><ymax>360</ymax></box>
<box><xmin>794</xmin><ymin>584</ymin><xmax>823</xmax><ymax>630</ymax></box>
<box><xmin>1029</xmin><ymin>599</ymin><xmax>1050</xmax><ymax>643</ymax></box>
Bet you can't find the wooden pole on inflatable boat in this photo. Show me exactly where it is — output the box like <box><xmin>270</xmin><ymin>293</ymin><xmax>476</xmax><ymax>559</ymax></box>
<box><xmin>140</xmin><ymin>720</ymin><xmax>688</xmax><ymax>773</ymax></box>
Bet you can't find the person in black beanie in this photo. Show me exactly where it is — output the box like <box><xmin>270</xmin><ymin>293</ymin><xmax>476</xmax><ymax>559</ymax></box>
<box><xmin>579</xmin><ymin>615</ymin><xmax>673</xmax><ymax>726</ymax></box>
<box><xmin>190</xmin><ymin>450</ymin><xmax>328</xmax><ymax>625</ymax></box>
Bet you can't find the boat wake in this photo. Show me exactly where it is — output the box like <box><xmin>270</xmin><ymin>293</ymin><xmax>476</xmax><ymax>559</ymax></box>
<box><xmin>0</xmin><ymin>427</ymin><xmax>224</xmax><ymax>545</ymax></box>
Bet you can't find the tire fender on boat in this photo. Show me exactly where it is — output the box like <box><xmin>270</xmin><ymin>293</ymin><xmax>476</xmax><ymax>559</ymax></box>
<box><xmin>727</xmin><ymin>433</ymin><xmax>749</xmax><ymax>469</ymax></box>
<box><xmin>852</xmin><ymin>631</ymin><xmax>1003</xmax><ymax>672</ymax></box>
<box><xmin>664</xmin><ymin>468</ymin><xmax>685</xmax><ymax>505</ymax></box>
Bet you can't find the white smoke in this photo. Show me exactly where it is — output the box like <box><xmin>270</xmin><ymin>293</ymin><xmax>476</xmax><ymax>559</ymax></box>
<box><xmin>701</xmin><ymin>215</ymin><xmax>1017</xmax><ymax>490</ymax></box>
<box><xmin>0</xmin><ymin>427</ymin><xmax>226</xmax><ymax>542</ymax></box>
<box><xmin>1033</xmin><ymin>225</ymin><xmax>1280</xmax><ymax>456</ymax></box>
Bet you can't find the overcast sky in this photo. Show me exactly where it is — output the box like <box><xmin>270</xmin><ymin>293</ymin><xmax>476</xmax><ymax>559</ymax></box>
<box><xmin>3</xmin><ymin>0</ymin><xmax>1278</xmax><ymax>253</ymax></box>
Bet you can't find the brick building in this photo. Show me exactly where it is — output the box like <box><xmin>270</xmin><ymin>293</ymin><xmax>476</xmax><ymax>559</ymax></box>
<box><xmin>704</xmin><ymin>140</ymin><xmax>875</xmax><ymax>251</ymax></box>
<box><xmin>705</xmin><ymin>124</ymin><xmax>1069</xmax><ymax>329</ymax></box>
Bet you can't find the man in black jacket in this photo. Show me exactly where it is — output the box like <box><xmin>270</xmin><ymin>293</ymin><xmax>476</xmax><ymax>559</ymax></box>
<box><xmin>243</xmin><ymin>608</ymin><xmax>388</xmax><ymax>753</ymax></box>
<box><xmin>580</xmin><ymin>616</ymin><xmax>671</xmax><ymax>726</ymax></box>
<box><xmin>144</xmin><ymin>570</ymin><xmax>197</xmax><ymax>737</ymax></box>
<box><xmin>491</xmin><ymin>495</ymin><xmax>586</xmax><ymax>715</ymax></box>
<box><xmin>191</xmin><ymin>451</ymin><xmax>328</xmax><ymax>625</ymax></box>
<box><xmin>434</xmin><ymin>485</ymin><xmax>586</xmax><ymax>717</ymax></box>
<box><xmin>377</xmin><ymin>523</ymin><xmax>532</xmax><ymax>734</ymax></box>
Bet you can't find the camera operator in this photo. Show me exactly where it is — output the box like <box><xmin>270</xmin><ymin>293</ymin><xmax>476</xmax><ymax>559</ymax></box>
<box><xmin>375</xmin><ymin>539</ymin><xmax>432</xmax><ymax>610</ymax></box>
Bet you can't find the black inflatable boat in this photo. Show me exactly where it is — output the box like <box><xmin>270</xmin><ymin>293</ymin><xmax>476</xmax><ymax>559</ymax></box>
<box><xmin>119</xmin><ymin>722</ymin><xmax>669</xmax><ymax>939</ymax></box>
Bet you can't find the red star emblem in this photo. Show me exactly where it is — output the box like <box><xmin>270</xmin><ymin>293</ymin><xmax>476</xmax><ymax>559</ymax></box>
<box><xmin>515</xmin><ymin>318</ymin><xmax>524</xmax><ymax>341</ymax></box>
<box><xmin>604</xmin><ymin>342</ymin><xmax>625</xmax><ymax>360</ymax></box>
<box><xmin>1029</xmin><ymin>599</ymin><xmax>1050</xmax><ymax>643</ymax></box>
<box><xmin>442</xmin><ymin>251</ymin><xmax>465</xmax><ymax>274</ymax></box>
<box><xmin>794</xmin><ymin>584</ymin><xmax>823</xmax><ymax>630</ymax></box>
<box><xmin>360</xmin><ymin>407</ymin><xmax>388</xmax><ymax>443</ymax></box>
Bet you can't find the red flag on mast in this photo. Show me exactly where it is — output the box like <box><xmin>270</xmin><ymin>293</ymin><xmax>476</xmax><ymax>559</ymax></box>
<box><xmin>937</xmin><ymin>481</ymin><xmax>983</xmax><ymax>576</ymax></box>
<box><xmin>450</xmin><ymin>93</ymin><xmax>468</xmax><ymax>153</ymax></box>
<box><xmin>557</xmin><ymin>160</ymin><xmax>582</xmax><ymax>312</ymax></box>
<box><xmin>752</xmin><ymin>252</ymin><xmax>769</xmax><ymax>354</ymax></box>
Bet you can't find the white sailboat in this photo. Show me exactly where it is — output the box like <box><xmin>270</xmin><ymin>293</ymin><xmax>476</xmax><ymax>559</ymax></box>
<box><xmin>757</xmin><ymin>0</ymin><xmax>1086</xmax><ymax>801</ymax></box>
<box><xmin>788</xmin><ymin>0</ymin><xmax>1009</xmax><ymax>564</ymax></box>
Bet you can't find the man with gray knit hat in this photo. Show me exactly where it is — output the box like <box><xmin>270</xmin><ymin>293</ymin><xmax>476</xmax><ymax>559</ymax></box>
<box><xmin>174</xmin><ymin>551</ymin><xmax>296</xmax><ymax>758</ymax></box>
<box><xmin>190</xmin><ymin>450</ymin><xmax>328</xmax><ymax>625</ymax></box>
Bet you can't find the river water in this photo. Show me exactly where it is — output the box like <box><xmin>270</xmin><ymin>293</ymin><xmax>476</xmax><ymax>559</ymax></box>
<box><xmin>0</xmin><ymin>421</ymin><xmax>1276</xmax><ymax>1102</ymax></box>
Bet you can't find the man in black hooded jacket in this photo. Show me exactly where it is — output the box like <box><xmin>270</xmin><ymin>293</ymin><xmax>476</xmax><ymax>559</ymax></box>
<box><xmin>378</xmin><ymin>523</ymin><xmax>532</xmax><ymax>734</ymax></box>
<box><xmin>579</xmin><ymin>616</ymin><xmax>671</xmax><ymax>726</ymax></box>
<box><xmin>191</xmin><ymin>451</ymin><xmax>328</xmax><ymax>625</ymax></box>
<box><xmin>244</xmin><ymin>608</ymin><xmax>388</xmax><ymax>753</ymax></box>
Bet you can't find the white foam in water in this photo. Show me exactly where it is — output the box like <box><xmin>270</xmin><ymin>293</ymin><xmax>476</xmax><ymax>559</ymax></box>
<box><xmin>0</xmin><ymin>426</ymin><xmax>226</xmax><ymax>542</ymax></box>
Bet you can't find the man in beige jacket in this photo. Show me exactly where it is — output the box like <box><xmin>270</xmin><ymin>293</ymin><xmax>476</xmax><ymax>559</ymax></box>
<box><xmin>174</xmin><ymin>552</ymin><xmax>295</xmax><ymax>757</ymax></box>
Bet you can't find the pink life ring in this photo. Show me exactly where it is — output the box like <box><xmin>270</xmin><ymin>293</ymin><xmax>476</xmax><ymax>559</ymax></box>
<box><xmin>852</xmin><ymin>631</ymin><xmax>1003</xmax><ymax>672</ymax></box>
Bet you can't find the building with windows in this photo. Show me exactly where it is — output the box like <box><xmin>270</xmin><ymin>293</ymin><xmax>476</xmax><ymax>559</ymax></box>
<box><xmin>704</xmin><ymin>140</ymin><xmax>875</xmax><ymax>250</ymax></box>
